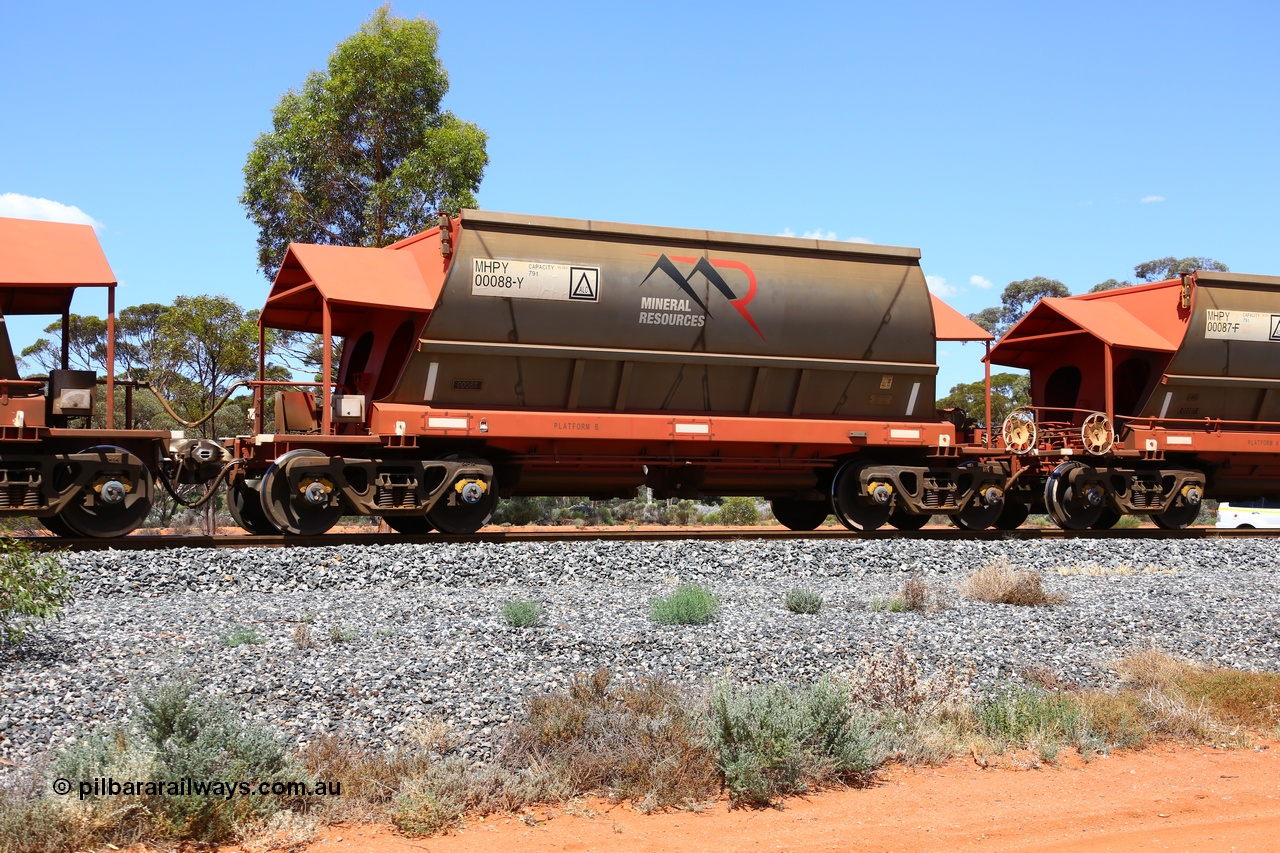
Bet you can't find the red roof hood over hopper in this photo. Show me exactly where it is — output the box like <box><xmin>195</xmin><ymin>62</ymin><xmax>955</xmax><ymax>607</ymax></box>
<box><xmin>260</xmin><ymin>243</ymin><xmax>437</xmax><ymax>336</ymax></box>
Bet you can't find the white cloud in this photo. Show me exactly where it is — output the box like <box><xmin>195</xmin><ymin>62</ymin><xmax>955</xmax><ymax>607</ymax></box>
<box><xmin>925</xmin><ymin>275</ymin><xmax>957</xmax><ymax>298</ymax></box>
<box><xmin>969</xmin><ymin>274</ymin><xmax>994</xmax><ymax>289</ymax></box>
<box><xmin>1140</xmin><ymin>195</ymin><xmax>1166</xmax><ymax>204</ymax></box>
<box><xmin>0</xmin><ymin>193</ymin><xmax>103</xmax><ymax>228</ymax></box>
<box><xmin>778</xmin><ymin>227</ymin><xmax>873</xmax><ymax>244</ymax></box>
<box><xmin>802</xmin><ymin>228</ymin><xmax>838</xmax><ymax>241</ymax></box>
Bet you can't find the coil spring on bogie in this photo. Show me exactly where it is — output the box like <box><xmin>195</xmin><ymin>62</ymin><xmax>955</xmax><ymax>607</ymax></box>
<box><xmin>375</xmin><ymin>486</ymin><xmax>418</xmax><ymax>509</ymax></box>
<box><xmin>922</xmin><ymin>489</ymin><xmax>959</xmax><ymax>510</ymax></box>
<box><xmin>0</xmin><ymin>485</ymin><xmax>40</xmax><ymax>509</ymax></box>
<box><xmin>0</xmin><ymin>470</ymin><xmax>42</xmax><ymax>510</ymax></box>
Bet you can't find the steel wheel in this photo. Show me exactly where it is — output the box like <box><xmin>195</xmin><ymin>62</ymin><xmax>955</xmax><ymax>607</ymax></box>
<box><xmin>58</xmin><ymin>446</ymin><xmax>154</xmax><ymax>538</ymax></box>
<box><xmin>954</xmin><ymin>463</ymin><xmax>1004</xmax><ymax>530</ymax></box>
<box><xmin>383</xmin><ymin>514</ymin><xmax>435</xmax><ymax>534</ymax></box>
<box><xmin>260</xmin><ymin>449</ymin><xmax>343</xmax><ymax>536</ymax></box>
<box><xmin>994</xmin><ymin>500</ymin><xmax>1030</xmax><ymax>530</ymax></box>
<box><xmin>229</xmin><ymin>479</ymin><xmax>278</xmax><ymax>535</ymax></box>
<box><xmin>1091</xmin><ymin>509</ymin><xmax>1123</xmax><ymax>529</ymax></box>
<box><xmin>1043</xmin><ymin>461</ymin><xmax>1104</xmax><ymax>530</ymax></box>
<box><xmin>1152</xmin><ymin>501</ymin><xmax>1200</xmax><ymax>530</ymax></box>
<box><xmin>427</xmin><ymin>455</ymin><xmax>496</xmax><ymax>535</ymax></box>
<box><xmin>831</xmin><ymin>459</ymin><xmax>892</xmax><ymax>532</ymax></box>
<box><xmin>954</xmin><ymin>498</ymin><xmax>1003</xmax><ymax>530</ymax></box>
<box><xmin>40</xmin><ymin>513</ymin><xmax>79</xmax><ymax>538</ymax></box>
<box><xmin>770</xmin><ymin>498</ymin><xmax>830</xmax><ymax>531</ymax></box>
<box><xmin>888</xmin><ymin>508</ymin><xmax>930</xmax><ymax>531</ymax></box>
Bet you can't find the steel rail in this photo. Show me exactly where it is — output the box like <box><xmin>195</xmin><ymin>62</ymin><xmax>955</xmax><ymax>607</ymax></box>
<box><xmin>13</xmin><ymin>526</ymin><xmax>1279</xmax><ymax>552</ymax></box>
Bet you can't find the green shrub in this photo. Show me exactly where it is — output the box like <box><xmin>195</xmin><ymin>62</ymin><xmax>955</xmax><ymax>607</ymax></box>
<box><xmin>785</xmin><ymin>588</ymin><xmax>823</xmax><ymax>614</ymax></box>
<box><xmin>48</xmin><ymin>680</ymin><xmax>303</xmax><ymax>844</ymax></box>
<box><xmin>502</xmin><ymin>599</ymin><xmax>544</xmax><ymax>628</ymax></box>
<box><xmin>328</xmin><ymin>623</ymin><xmax>358</xmax><ymax>643</ymax></box>
<box><xmin>717</xmin><ymin>497</ymin><xmax>761</xmax><ymax>526</ymax></box>
<box><xmin>975</xmin><ymin>684</ymin><xmax>1087</xmax><ymax>748</ymax></box>
<box><xmin>0</xmin><ymin>537</ymin><xmax>73</xmax><ymax>643</ymax></box>
<box><xmin>223</xmin><ymin>624</ymin><xmax>264</xmax><ymax>646</ymax></box>
<box><xmin>649</xmin><ymin>584</ymin><xmax>719</xmax><ymax>625</ymax></box>
<box><xmin>709</xmin><ymin>678</ymin><xmax>879</xmax><ymax>806</ymax></box>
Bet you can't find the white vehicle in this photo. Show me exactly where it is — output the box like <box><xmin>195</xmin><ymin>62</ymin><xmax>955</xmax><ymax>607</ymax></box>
<box><xmin>1215</xmin><ymin>498</ymin><xmax>1280</xmax><ymax>529</ymax></box>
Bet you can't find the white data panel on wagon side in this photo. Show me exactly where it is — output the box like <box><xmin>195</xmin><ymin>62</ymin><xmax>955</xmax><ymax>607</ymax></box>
<box><xmin>471</xmin><ymin>259</ymin><xmax>600</xmax><ymax>302</ymax></box>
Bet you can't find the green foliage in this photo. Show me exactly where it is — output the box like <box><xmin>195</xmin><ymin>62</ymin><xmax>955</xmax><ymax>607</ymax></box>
<box><xmin>328</xmin><ymin>623</ymin><xmax>358</xmax><ymax>644</ymax></box>
<box><xmin>1089</xmin><ymin>277</ymin><xmax>1131</xmax><ymax>293</ymax></box>
<box><xmin>502</xmin><ymin>599</ymin><xmax>544</xmax><ymax>628</ymax></box>
<box><xmin>20</xmin><ymin>314</ymin><xmax>108</xmax><ymax>375</ymax></box>
<box><xmin>222</xmin><ymin>624</ymin><xmax>264</xmax><ymax>646</ymax></box>
<box><xmin>0</xmin><ymin>538</ymin><xmax>73</xmax><ymax>643</ymax></box>
<box><xmin>709</xmin><ymin>678</ymin><xmax>878</xmax><ymax>806</ymax></box>
<box><xmin>717</xmin><ymin>496</ymin><xmax>761</xmax><ymax>526</ymax></box>
<box><xmin>975</xmin><ymin>684</ymin><xmax>1087</xmax><ymax>748</ymax></box>
<box><xmin>241</xmin><ymin>5</ymin><xmax>488</xmax><ymax>277</ymax></box>
<box><xmin>935</xmin><ymin>371</ymin><xmax>1030</xmax><ymax>427</ymax></box>
<box><xmin>784</xmin><ymin>587</ymin><xmax>823</xmax><ymax>614</ymax></box>
<box><xmin>49</xmin><ymin>680</ymin><xmax>302</xmax><ymax>844</ymax></box>
<box><xmin>1134</xmin><ymin>256</ymin><xmax>1228</xmax><ymax>282</ymax></box>
<box><xmin>649</xmin><ymin>584</ymin><xmax>719</xmax><ymax>625</ymax></box>
<box><xmin>968</xmin><ymin>276</ymin><xmax>1070</xmax><ymax>339</ymax></box>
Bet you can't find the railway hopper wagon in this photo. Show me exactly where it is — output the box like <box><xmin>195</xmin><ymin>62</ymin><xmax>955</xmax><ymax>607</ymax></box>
<box><xmin>234</xmin><ymin>210</ymin><xmax>1000</xmax><ymax>535</ymax></box>
<box><xmin>0</xmin><ymin>217</ymin><xmax>219</xmax><ymax>538</ymax></box>
<box><xmin>989</xmin><ymin>270</ymin><xmax>1280</xmax><ymax>529</ymax></box>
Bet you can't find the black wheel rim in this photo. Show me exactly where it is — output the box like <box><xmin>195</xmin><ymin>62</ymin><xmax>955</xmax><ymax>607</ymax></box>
<box><xmin>831</xmin><ymin>460</ymin><xmax>891</xmax><ymax>532</ymax></box>
<box><xmin>1153</xmin><ymin>501</ymin><xmax>1199</xmax><ymax>529</ymax></box>
<box><xmin>1091</xmin><ymin>509</ymin><xmax>1123</xmax><ymax>529</ymax></box>
<box><xmin>229</xmin><ymin>480</ymin><xmax>278</xmax><ymax>535</ymax></box>
<box><xmin>383</xmin><ymin>514</ymin><xmax>435</xmax><ymax>534</ymax></box>
<box><xmin>427</xmin><ymin>455</ymin><xmax>496</xmax><ymax>535</ymax></box>
<box><xmin>994</xmin><ymin>501</ymin><xmax>1030</xmax><ymax>530</ymax></box>
<box><xmin>954</xmin><ymin>498</ymin><xmax>1003</xmax><ymax>530</ymax></box>
<box><xmin>260</xmin><ymin>450</ymin><xmax>343</xmax><ymax>536</ymax></box>
<box><xmin>1043</xmin><ymin>461</ymin><xmax>1103</xmax><ymax>530</ymax></box>
<box><xmin>770</xmin><ymin>498</ymin><xmax>829</xmax><ymax>531</ymax></box>
<box><xmin>59</xmin><ymin>446</ymin><xmax>153</xmax><ymax>538</ymax></box>
<box><xmin>888</xmin><ymin>508</ymin><xmax>930</xmax><ymax>530</ymax></box>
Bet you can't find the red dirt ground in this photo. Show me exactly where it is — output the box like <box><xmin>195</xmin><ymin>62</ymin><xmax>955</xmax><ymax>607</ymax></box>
<box><xmin>289</xmin><ymin>742</ymin><xmax>1280</xmax><ymax>853</ymax></box>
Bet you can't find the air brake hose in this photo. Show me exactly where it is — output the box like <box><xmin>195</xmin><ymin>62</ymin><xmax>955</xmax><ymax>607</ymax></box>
<box><xmin>156</xmin><ymin>459</ymin><xmax>245</xmax><ymax>510</ymax></box>
<box><xmin>137</xmin><ymin>379</ymin><xmax>253</xmax><ymax>429</ymax></box>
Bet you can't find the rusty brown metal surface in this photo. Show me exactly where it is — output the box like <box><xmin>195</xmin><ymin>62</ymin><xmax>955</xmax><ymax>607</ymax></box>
<box><xmin>390</xmin><ymin>210</ymin><xmax>940</xmax><ymax>421</ymax></box>
<box><xmin>1146</xmin><ymin>271</ymin><xmax>1280</xmax><ymax>424</ymax></box>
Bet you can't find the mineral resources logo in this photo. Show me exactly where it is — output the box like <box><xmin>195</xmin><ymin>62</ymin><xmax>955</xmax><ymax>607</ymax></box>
<box><xmin>638</xmin><ymin>254</ymin><xmax>764</xmax><ymax>339</ymax></box>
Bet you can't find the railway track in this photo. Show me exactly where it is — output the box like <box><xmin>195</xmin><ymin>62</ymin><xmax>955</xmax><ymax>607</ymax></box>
<box><xmin>16</xmin><ymin>525</ymin><xmax>1278</xmax><ymax>552</ymax></box>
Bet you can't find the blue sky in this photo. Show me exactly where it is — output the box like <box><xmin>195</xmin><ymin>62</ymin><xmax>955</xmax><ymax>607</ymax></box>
<box><xmin>2</xmin><ymin>0</ymin><xmax>1277</xmax><ymax>394</ymax></box>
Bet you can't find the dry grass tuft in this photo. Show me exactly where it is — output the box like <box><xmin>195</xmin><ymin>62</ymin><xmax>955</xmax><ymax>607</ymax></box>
<box><xmin>845</xmin><ymin>637</ymin><xmax>973</xmax><ymax>718</ymax></box>
<box><xmin>961</xmin><ymin>558</ymin><xmax>1067</xmax><ymax>606</ymax></box>
<box><xmin>505</xmin><ymin>668</ymin><xmax>720</xmax><ymax>811</ymax></box>
<box><xmin>900</xmin><ymin>574</ymin><xmax>929</xmax><ymax>611</ymax></box>
<box><xmin>1116</xmin><ymin>647</ymin><xmax>1280</xmax><ymax>731</ymax></box>
<box><xmin>1114</xmin><ymin>646</ymin><xmax>1197</xmax><ymax>689</ymax></box>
